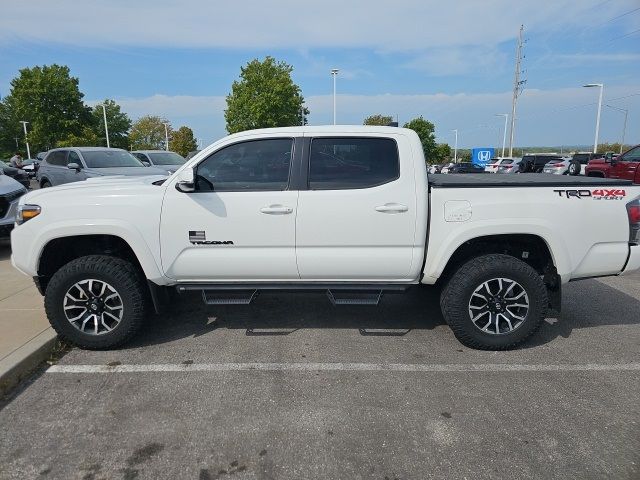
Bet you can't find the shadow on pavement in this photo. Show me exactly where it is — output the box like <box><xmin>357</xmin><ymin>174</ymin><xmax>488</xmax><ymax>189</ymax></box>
<box><xmin>124</xmin><ymin>278</ymin><xmax>640</xmax><ymax>350</ymax></box>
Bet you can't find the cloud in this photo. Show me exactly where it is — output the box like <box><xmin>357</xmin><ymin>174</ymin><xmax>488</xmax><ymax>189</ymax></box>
<box><xmin>1</xmin><ymin>0</ymin><xmax>634</xmax><ymax>50</ymax></box>
<box><xmin>551</xmin><ymin>53</ymin><xmax>640</xmax><ymax>64</ymax></box>
<box><xmin>106</xmin><ymin>85</ymin><xmax>639</xmax><ymax>148</ymax></box>
<box><xmin>403</xmin><ymin>46</ymin><xmax>508</xmax><ymax>76</ymax></box>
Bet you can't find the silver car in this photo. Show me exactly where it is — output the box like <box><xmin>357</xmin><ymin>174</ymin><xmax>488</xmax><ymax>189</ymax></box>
<box><xmin>495</xmin><ymin>158</ymin><xmax>523</xmax><ymax>174</ymax></box>
<box><xmin>37</xmin><ymin>147</ymin><xmax>168</xmax><ymax>187</ymax></box>
<box><xmin>0</xmin><ymin>173</ymin><xmax>27</xmax><ymax>237</ymax></box>
<box><xmin>131</xmin><ymin>150</ymin><xmax>186</xmax><ymax>175</ymax></box>
<box><xmin>542</xmin><ymin>157</ymin><xmax>574</xmax><ymax>175</ymax></box>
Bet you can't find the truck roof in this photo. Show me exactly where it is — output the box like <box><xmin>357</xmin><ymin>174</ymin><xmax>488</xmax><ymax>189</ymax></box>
<box><xmin>223</xmin><ymin>125</ymin><xmax>414</xmax><ymax>139</ymax></box>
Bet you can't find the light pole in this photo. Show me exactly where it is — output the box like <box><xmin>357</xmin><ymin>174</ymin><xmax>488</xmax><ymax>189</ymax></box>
<box><xmin>495</xmin><ymin>113</ymin><xmax>509</xmax><ymax>157</ymax></box>
<box><xmin>331</xmin><ymin>69</ymin><xmax>339</xmax><ymax>125</ymax></box>
<box><xmin>19</xmin><ymin>121</ymin><xmax>31</xmax><ymax>159</ymax></box>
<box><xmin>99</xmin><ymin>104</ymin><xmax>110</xmax><ymax>148</ymax></box>
<box><xmin>605</xmin><ymin>104</ymin><xmax>629</xmax><ymax>153</ymax></box>
<box><xmin>163</xmin><ymin>122</ymin><xmax>170</xmax><ymax>151</ymax></box>
<box><xmin>583</xmin><ymin>83</ymin><xmax>604</xmax><ymax>154</ymax></box>
<box><xmin>452</xmin><ymin>129</ymin><xmax>458</xmax><ymax>163</ymax></box>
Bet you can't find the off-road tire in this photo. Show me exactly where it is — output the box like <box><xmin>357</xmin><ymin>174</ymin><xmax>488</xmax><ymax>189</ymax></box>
<box><xmin>44</xmin><ymin>255</ymin><xmax>147</xmax><ymax>349</ymax></box>
<box><xmin>440</xmin><ymin>254</ymin><xmax>548</xmax><ymax>350</ymax></box>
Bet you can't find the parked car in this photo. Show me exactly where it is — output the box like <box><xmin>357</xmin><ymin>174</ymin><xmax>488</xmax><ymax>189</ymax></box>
<box><xmin>0</xmin><ymin>173</ymin><xmax>28</xmax><ymax>237</ymax></box>
<box><xmin>131</xmin><ymin>150</ymin><xmax>186</xmax><ymax>175</ymax></box>
<box><xmin>518</xmin><ymin>153</ymin><xmax>565</xmax><ymax>173</ymax></box>
<box><xmin>484</xmin><ymin>158</ymin><xmax>510</xmax><ymax>173</ymax></box>
<box><xmin>37</xmin><ymin>147</ymin><xmax>169</xmax><ymax>187</ymax></box>
<box><xmin>495</xmin><ymin>158</ymin><xmax>523</xmax><ymax>174</ymax></box>
<box><xmin>11</xmin><ymin>126</ymin><xmax>640</xmax><ymax>351</ymax></box>
<box><xmin>21</xmin><ymin>159</ymin><xmax>40</xmax><ymax>178</ymax></box>
<box><xmin>542</xmin><ymin>157</ymin><xmax>574</xmax><ymax>175</ymax></box>
<box><xmin>446</xmin><ymin>163</ymin><xmax>486</xmax><ymax>174</ymax></box>
<box><xmin>439</xmin><ymin>162</ymin><xmax>456</xmax><ymax>173</ymax></box>
<box><xmin>585</xmin><ymin>144</ymin><xmax>640</xmax><ymax>183</ymax></box>
<box><xmin>0</xmin><ymin>160</ymin><xmax>30</xmax><ymax>188</ymax></box>
<box><xmin>563</xmin><ymin>152</ymin><xmax>603</xmax><ymax>176</ymax></box>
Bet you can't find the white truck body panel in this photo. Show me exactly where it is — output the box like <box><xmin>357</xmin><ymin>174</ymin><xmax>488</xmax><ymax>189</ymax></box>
<box><xmin>10</xmin><ymin>126</ymin><xmax>640</xmax><ymax>290</ymax></box>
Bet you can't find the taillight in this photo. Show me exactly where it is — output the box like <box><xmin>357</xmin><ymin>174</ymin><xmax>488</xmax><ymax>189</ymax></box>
<box><xmin>627</xmin><ymin>199</ymin><xmax>640</xmax><ymax>244</ymax></box>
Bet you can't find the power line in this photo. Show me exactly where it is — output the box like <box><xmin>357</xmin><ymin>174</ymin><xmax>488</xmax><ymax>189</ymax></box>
<box><xmin>609</xmin><ymin>28</ymin><xmax>640</xmax><ymax>41</ymax></box>
<box><xmin>605</xmin><ymin>6</ymin><xmax>640</xmax><ymax>23</ymax></box>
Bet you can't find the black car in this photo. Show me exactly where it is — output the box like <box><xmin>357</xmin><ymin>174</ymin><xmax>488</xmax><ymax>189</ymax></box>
<box><xmin>0</xmin><ymin>161</ymin><xmax>30</xmax><ymax>189</ymax></box>
<box><xmin>447</xmin><ymin>163</ymin><xmax>486</xmax><ymax>174</ymax></box>
<box><xmin>519</xmin><ymin>154</ymin><xmax>564</xmax><ymax>173</ymax></box>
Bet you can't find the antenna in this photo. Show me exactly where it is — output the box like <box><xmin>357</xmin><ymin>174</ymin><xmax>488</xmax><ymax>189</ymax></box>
<box><xmin>508</xmin><ymin>25</ymin><xmax>526</xmax><ymax>157</ymax></box>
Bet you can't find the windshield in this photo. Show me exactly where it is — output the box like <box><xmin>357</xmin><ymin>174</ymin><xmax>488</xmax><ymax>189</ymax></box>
<box><xmin>148</xmin><ymin>152</ymin><xmax>186</xmax><ymax>166</ymax></box>
<box><xmin>500</xmin><ymin>159</ymin><xmax>514</xmax><ymax>164</ymax></box>
<box><xmin>82</xmin><ymin>150</ymin><xmax>144</xmax><ymax>168</ymax></box>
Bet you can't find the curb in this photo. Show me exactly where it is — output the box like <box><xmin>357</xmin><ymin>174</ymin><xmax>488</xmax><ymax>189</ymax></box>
<box><xmin>0</xmin><ymin>327</ymin><xmax>58</xmax><ymax>396</ymax></box>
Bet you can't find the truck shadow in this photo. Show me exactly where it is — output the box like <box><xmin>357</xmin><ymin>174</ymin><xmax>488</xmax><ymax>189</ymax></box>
<box><xmin>126</xmin><ymin>277</ymin><xmax>640</xmax><ymax>350</ymax></box>
<box><xmin>127</xmin><ymin>286</ymin><xmax>445</xmax><ymax>348</ymax></box>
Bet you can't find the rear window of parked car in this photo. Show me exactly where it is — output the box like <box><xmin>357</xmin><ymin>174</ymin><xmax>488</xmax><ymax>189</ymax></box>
<box><xmin>309</xmin><ymin>137</ymin><xmax>399</xmax><ymax>190</ymax></box>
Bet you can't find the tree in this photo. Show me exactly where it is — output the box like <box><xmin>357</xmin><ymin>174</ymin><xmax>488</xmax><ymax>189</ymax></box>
<box><xmin>0</xmin><ymin>64</ymin><xmax>92</xmax><ymax>154</ymax></box>
<box><xmin>363</xmin><ymin>114</ymin><xmax>393</xmax><ymax>126</ymax></box>
<box><xmin>129</xmin><ymin>116</ymin><xmax>171</xmax><ymax>150</ymax></box>
<box><xmin>171</xmin><ymin>126</ymin><xmax>198</xmax><ymax>157</ymax></box>
<box><xmin>403</xmin><ymin>116</ymin><xmax>437</xmax><ymax>163</ymax></box>
<box><xmin>92</xmin><ymin>99</ymin><xmax>132</xmax><ymax>149</ymax></box>
<box><xmin>56</xmin><ymin>127</ymin><xmax>100</xmax><ymax>147</ymax></box>
<box><xmin>225</xmin><ymin>56</ymin><xmax>308</xmax><ymax>134</ymax></box>
<box><xmin>434</xmin><ymin>143</ymin><xmax>452</xmax><ymax>163</ymax></box>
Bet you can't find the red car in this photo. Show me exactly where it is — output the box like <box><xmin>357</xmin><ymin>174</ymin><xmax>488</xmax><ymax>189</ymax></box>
<box><xmin>585</xmin><ymin>145</ymin><xmax>640</xmax><ymax>183</ymax></box>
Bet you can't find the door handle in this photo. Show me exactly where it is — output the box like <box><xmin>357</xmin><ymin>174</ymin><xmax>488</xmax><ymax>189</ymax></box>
<box><xmin>375</xmin><ymin>203</ymin><xmax>408</xmax><ymax>213</ymax></box>
<box><xmin>260</xmin><ymin>205</ymin><xmax>293</xmax><ymax>215</ymax></box>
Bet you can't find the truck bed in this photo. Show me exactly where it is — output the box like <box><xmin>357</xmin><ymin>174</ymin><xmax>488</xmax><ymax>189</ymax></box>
<box><xmin>429</xmin><ymin>173</ymin><xmax>633</xmax><ymax>188</ymax></box>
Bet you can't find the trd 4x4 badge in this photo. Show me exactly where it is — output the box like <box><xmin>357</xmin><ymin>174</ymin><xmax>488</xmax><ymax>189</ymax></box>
<box><xmin>553</xmin><ymin>189</ymin><xmax>626</xmax><ymax>200</ymax></box>
<box><xmin>188</xmin><ymin>231</ymin><xmax>234</xmax><ymax>245</ymax></box>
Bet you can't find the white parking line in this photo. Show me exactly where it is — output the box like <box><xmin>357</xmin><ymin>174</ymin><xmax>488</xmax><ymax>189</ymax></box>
<box><xmin>46</xmin><ymin>362</ymin><xmax>640</xmax><ymax>374</ymax></box>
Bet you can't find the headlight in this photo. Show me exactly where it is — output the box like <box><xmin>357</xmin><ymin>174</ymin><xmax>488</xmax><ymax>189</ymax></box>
<box><xmin>16</xmin><ymin>204</ymin><xmax>41</xmax><ymax>225</ymax></box>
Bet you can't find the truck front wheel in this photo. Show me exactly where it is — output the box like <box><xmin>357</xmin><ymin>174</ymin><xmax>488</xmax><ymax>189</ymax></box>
<box><xmin>440</xmin><ymin>254</ymin><xmax>548</xmax><ymax>350</ymax></box>
<box><xmin>44</xmin><ymin>255</ymin><xmax>148</xmax><ymax>349</ymax></box>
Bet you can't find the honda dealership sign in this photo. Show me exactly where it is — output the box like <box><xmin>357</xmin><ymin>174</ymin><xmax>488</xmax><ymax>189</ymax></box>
<box><xmin>471</xmin><ymin>148</ymin><xmax>495</xmax><ymax>166</ymax></box>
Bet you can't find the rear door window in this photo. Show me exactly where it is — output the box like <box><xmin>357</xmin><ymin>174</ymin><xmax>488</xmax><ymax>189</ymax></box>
<box><xmin>308</xmin><ymin>137</ymin><xmax>399</xmax><ymax>190</ymax></box>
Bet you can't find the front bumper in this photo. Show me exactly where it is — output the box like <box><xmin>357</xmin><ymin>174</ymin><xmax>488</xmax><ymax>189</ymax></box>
<box><xmin>621</xmin><ymin>244</ymin><xmax>640</xmax><ymax>275</ymax></box>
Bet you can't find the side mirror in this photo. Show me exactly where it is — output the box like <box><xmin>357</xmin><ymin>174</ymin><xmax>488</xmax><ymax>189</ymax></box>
<box><xmin>141</xmin><ymin>160</ymin><xmax>151</xmax><ymax>167</ymax></box>
<box><xmin>175</xmin><ymin>167</ymin><xmax>195</xmax><ymax>193</ymax></box>
<box><xmin>610</xmin><ymin>157</ymin><xmax>618</xmax><ymax>166</ymax></box>
<box><xmin>67</xmin><ymin>162</ymin><xmax>81</xmax><ymax>171</ymax></box>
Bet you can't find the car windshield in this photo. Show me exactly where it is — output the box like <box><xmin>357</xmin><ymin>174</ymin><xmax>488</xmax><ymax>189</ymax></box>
<box><xmin>500</xmin><ymin>159</ymin><xmax>514</xmax><ymax>164</ymax></box>
<box><xmin>147</xmin><ymin>152</ymin><xmax>186</xmax><ymax>166</ymax></box>
<box><xmin>81</xmin><ymin>150</ymin><xmax>144</xmax><ymax>168</ymax></box>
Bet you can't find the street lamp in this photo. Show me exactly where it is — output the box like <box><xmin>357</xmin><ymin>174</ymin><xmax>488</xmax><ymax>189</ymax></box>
<box><xmin>495</xmin><ymin>113</ymin><xmax>509</xmax><ymax>158</ymax></box>
<box><xmin>98</xmin><ymin>103</ymin><xmax>110</xmax><ymax>148</ymax></box>
<box><xmin>583</xmin><ymin>83</ymin><xmax>604</xmax><ymax>154</ymax></box>
<box><xmin>605</xmin><ymin>104</ymin><xmax>629</xmax><ymax>154</ymax></box>
<box><xmin>163</xmin><ymin>122</ymin><xmax>170</xmax><ymax>151</ymax></box>
<box><xmin>331</xmin><ymin>69</ymin><xmax>339</xmax><ymax>125</ymax></box>
<box><xmin>452</xmin><ymin>129</ymin><xmax>458</xmax><ymax>163</ymax></box>
<box><xmin>19</xmin><ymin>121</ymin><xmax>31</xmax><ymax>159</ymax></box>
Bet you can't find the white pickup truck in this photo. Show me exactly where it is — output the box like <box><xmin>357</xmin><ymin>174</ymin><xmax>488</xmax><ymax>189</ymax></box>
<box><xmin>11</xmin><ymin>126</ymin><xmax>640</xmax><ymax>350</ymax></box>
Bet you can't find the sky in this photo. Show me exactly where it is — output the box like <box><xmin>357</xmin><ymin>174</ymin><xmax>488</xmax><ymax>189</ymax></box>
<box><xmin>1</xmin><ymin>0</ymin><xmax>639</xmax><ymax>149</ymax></box>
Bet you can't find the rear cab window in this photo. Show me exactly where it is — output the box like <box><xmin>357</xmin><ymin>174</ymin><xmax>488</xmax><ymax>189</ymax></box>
<box><xmin>308</xmin><ymin>137</ymin><xmax>399</xmax><ymax>190</ymax></box>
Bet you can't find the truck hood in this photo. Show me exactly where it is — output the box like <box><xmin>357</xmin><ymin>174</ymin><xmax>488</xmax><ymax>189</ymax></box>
<box><xmin>20</xmin><ymin>175</ymin><xmax>168</xmax><ymax>204</ymax></box>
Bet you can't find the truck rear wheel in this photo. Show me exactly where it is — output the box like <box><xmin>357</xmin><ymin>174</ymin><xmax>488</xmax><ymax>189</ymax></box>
<box><xmin>440</xmin><ymin>254</ymin><xmax>547</xmax><ymax>350</ymax></box>
<box><xmin>44</xmin><ymin>255</ymin><xmax>147</xmax><ymax>349</ymax></box>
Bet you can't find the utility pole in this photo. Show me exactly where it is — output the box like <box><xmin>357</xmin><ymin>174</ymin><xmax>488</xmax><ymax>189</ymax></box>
<box><xmin>452</xmin><ymin>129</ymin><xmax>458</xmax><ymax>163</ymax></box>
<box><xmin>606</xmin><ymin>104</ymin><xmax>629</xmax><ymax>153</ymax></box>
<box><xmin>20</xmin><ymin>121</ymin><xmax>31</xmax><ymax>159</ymax></box>
<box><xmin>508</xmin><ymin>25</ymin><xmax>526</xmax><ymax>157</ymax></box>
<box><xmin>99</xmin><ymin>103</ymin><xmax>110</xmax><ymax>148</ymax></box>
<box><xmin>163</xmin><ymin>122</ymin><xmax>170</xmax><ymax>151</ymax></box>
<box><xmin>331</xmin><ymin>69</ymin><xmax>339</xmax><ymax>125</ymax></box>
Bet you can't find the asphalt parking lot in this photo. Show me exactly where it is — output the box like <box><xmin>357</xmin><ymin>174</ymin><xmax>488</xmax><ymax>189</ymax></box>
<box><xmin>0</xmin><ymin>243</ymin><xmax>639</xmax><ymax>479</ymax></box>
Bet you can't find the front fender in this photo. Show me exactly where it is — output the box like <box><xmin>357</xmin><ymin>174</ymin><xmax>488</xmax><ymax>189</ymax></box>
<box><xmin>11</xmin><ymin>218</ymin><xmax>169</xmax><ymax>284</ymax></box>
